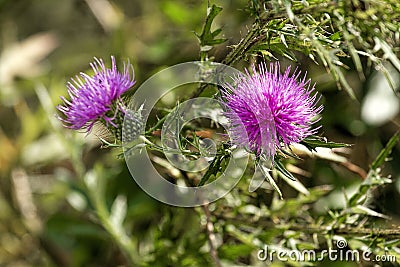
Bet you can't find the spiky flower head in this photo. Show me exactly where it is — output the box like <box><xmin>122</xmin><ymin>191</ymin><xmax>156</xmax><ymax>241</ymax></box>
<box><xmin>57</xmin><ymin>56</ymin><xmax>135</xmax><ymax>132</ymax></box>
<box><xmin>222</xmin><ymin>62</ymin><xmax>322</xmax><ymax>157</ymax></box>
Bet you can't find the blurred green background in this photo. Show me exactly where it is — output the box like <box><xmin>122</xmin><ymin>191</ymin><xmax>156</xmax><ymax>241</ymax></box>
<box><xmin>0</xmin><ymin>0</ymin><xmax>399</xmax><ymax>266</ymax></box>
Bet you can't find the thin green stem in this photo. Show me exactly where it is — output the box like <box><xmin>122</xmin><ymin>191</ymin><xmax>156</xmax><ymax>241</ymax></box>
<box><xmin>145</xmin><ymin>115</ymin><xmax>167</xmax><ymax>135</ymax></box>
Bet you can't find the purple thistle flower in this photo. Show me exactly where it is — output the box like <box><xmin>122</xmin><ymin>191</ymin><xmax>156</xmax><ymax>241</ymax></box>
<box><xmin>222</xmin><ymin>62</ymin><xmax>322</xmax><ymax>157</ymax></box>
<box><xmin>57</xmin><ymin>56</ymin><xmax>135</xmax><ymax>132</ymax></box>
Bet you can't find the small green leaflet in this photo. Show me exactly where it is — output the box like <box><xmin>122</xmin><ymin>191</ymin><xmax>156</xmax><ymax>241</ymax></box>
<box><xmin>301</xmin><ymin>135</ymin><xmax>349</xmax><ymax>151</ymax></box>
<box><xmin>195</xmin><ymin>4</ymin><xmax>227</xmax><ymax>52</ymax></box>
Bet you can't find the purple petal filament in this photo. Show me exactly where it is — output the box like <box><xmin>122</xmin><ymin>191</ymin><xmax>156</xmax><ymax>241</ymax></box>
<box><xmin>222</xmin><ymin>62</ymin><xmax>322</xmax><ymax>157</ymax></box>
<box><xmin>57</xmin><ymin>56</ymin><xmax>135</xmax><ymax>132</ymax></box>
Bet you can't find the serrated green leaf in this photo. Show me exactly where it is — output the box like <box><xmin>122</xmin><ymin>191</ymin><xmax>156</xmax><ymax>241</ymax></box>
<box><xmin>195</xmin><ymin>4</ymin><xmax>226</xmax><ymax>48</ymax></box>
